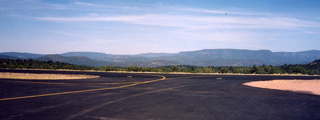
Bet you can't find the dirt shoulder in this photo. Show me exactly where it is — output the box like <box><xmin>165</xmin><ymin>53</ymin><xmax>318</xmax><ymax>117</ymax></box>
<box><xmin>0</xmin><ymin>72</ymin><xmax>99</xmax><ymax>80</ymax></box>
<box><xmin>243</xmin><ymin>80</ymin><xmax>320</xmax><ymax>95</ymax></box>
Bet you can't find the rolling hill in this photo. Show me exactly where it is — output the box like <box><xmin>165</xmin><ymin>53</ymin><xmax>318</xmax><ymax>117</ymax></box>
<box><xmin>1</xmin><ymin>49</ymin><xmax>320</xmax><ymax>67</ymax></box>
<box><xmin>37</xmin><ymin>54</ymin><xmax>112</xmax><ymax>67</ymax></box>
<box><xmin>0</xmin><ymin>52</ymin><xmax>43</xmax><ymax>59</ymax></box>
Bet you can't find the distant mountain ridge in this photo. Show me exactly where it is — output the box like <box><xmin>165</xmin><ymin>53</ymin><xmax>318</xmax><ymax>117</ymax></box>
<box><xmin>38</xmin><ymin>54</ymin><xmax>112</xmax><ymax>67</ymax></box>
<box><xmin>0</xmin><ymin>52</ymin><xmax>43</xmax><ymax>59</ymax></box>
<box><xmin>1</xmin><ymin>49</ymin><xmax>320</xmax><ymax>67</ymax></box>
<box><xmin>61</xmin><ymin>52</ymin><xmax>113</xmax><ymax>61</ymax></box>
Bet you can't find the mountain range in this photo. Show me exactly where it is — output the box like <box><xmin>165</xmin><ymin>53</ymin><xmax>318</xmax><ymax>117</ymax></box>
<box><xmin>1</xmin><ymin>49</ymin><xmax>320</xmax><ymax>67</ymax></box>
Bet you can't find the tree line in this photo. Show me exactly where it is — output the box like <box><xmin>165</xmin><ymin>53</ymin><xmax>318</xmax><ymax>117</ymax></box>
<box><xmin>102</xmin><ymin>61</ymin><xmax>320</xmax><ymax>75</ymax></box>
<box><xmin>1</xmin><ymin>58</ymin><xmax>319</xmax><ymax>75</ymax></box>
<box><xmin>0</xmin><ymin>59</ymin><xmax>94</xmax><ymax>70</ymax></box>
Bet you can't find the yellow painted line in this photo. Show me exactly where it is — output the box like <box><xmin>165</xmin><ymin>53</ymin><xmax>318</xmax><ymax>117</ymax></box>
<box><xmin>11</xmin><ymin>80</ymin><xmax>138</xmax><ymax>86</ymax></box>
<box><xmin>3</xmin><ymin>76</ymin><xmax>156</xmax><ymax>86</ymax></box>
<box><xmin>29</xmin><ymin>81</ymin><xmax>73</xmax><ymax>85</ymax></box>
<box><xmin>0</xmin><ymin>76</ymin><xmax>166</xmax><ymax>101</ymax></box>
<box><xmin>12</xmin><ymin>81</ymin><xmax>73</xmax><ymax>85</ymax></box>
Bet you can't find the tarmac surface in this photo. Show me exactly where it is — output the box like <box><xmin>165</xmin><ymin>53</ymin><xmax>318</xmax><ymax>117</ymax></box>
<box><xmin>0</xmin><ymin>69</ymin><xmax>320</xmax><ymax>120</ymax></box>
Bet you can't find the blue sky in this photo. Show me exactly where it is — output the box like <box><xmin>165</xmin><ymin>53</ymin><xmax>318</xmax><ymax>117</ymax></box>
<box><xmin>1</xmin><ymin>0</ymin><xmax>320</xmax><ymax>54</ymax></box>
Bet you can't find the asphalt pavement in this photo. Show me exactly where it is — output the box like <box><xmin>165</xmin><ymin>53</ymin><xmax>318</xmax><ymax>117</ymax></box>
<box><xmin>0</xmin><ymin>69</ymin><xmax>320</xmax><ymax>120</ymax></box>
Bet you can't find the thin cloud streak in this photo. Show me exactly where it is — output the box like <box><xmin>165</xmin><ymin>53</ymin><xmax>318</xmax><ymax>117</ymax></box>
<box><xmin>176</xmin><ymin>8</ymin><xmax>272</xmax><ymax>16</ymax></box>
<box><xmin>35</xmin><ymin>14</ymin><xmax>320</xmax><ymax>30</ymax></box>
<box><xmin>6</xmin><ymin>0</ymin><xmax>320</xmax><ymax>31</ymax></box>
<box><xmin>73</xmin><ymin>1</ymin><xmax>140</xmax><ymax>10</ymax></box>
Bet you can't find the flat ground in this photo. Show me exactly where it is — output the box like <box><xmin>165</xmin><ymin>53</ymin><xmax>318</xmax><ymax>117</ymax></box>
<box><xmin>0</xmin><ymin>69</ymin><xmax>320</xmax><ymax>120</ymax></box>
<box><xmin>0</xmin><ymin>72</ymin><xmax>99</xmax><ymax>80</ymax></box>
<box><xmin>244</xmin><ymin>80</ymin><xmax>320</xmax><ymax>95</ymax></box>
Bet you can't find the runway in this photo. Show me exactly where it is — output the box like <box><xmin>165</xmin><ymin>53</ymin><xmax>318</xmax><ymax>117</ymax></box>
<box><xmin>0</xmin><ymin>69</ymin><xmax>320</xmax><ymax>120</ymax></box>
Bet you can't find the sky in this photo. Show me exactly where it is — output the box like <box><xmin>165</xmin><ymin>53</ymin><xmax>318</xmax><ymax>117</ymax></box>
<box><xmin>0</xmin><ymin>0</ymin><xmax>320</xmax><ymax>54</ymax></box>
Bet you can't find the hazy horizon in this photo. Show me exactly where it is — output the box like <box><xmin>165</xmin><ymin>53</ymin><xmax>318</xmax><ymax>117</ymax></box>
<box><xmin>1</xmin><ymin>0</ymin><xmax>320</xmax><ymax>54</ymax></box>
<box><xmin>1</xmin><ymin>48</ymin><xmax>320</xmax><ymax>55</ymax></box>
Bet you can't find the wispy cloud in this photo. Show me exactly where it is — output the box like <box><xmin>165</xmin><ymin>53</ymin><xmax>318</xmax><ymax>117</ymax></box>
<box><xmin>176</xmin><ymin>8</ymin><xmax>271</xmax><ymax>16</ymax></box>
<box><xmin>2</xmin><ymin>0</ymin><xmax>320</xmax><ymax>54</ymax></box>
<box><xmin>73</xmin><ymin>1</ymin><xmax>102</xmax><ymax>7</ymax></box>
<box><xmin>35</xmin><ymin>14</ymin><xmax>320</xmax><ymax>30</ymax></box>
<box><xmin>8</xmin><ymin>0</ymin><xmax>320</xmax><ymax>31</ymax></box>
<box><xmin>73</xmin><ymin>1</ymin><xmax>139</xmax><ymax>10</ymax></box>
<box><xmin>304</xmin><ymin>31</ymin><xmax>320</xmax><ymax>34</ymax></box>
<box><xmin>0</xmin><ymin>0</ymin><xmax>69</xmax><ymax>10</ymax></box>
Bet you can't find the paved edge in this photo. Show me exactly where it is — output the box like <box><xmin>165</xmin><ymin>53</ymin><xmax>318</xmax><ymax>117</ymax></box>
<box><xmin>0</xmin><ymin>75</ymin><xmax>166</xmax><ymax>101</ymax></box>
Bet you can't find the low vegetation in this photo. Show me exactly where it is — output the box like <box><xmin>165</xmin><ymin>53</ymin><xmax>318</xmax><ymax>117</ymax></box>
<box><xmin>0</xmin><ymin>59</ymin><xmax>94</xmax><ymax>70</ymax></box>
<box><xmin>102</xmin><ymin>63</ymin><xmax>320</xmax><ymax>75</ymax></box>
<box><xmin>1</xmin><ymin>58</ymin><xmax>320</xmax><ymax>75</ymax></box>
